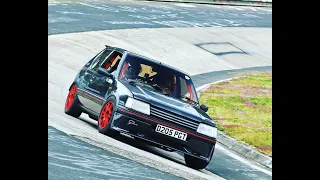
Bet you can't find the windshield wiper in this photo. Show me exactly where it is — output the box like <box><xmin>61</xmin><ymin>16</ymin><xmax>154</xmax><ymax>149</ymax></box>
<box><xmin>180</xmin><ymin>96</ymin><xmax>198</xmax><ymax>104</ymax></box>
<box><xmin>128</xmin><ymin>79</ymin><xmax>138</xmax><ymax>85</ymax></box>
<box><xmin>127</xmin><ymin>79</ymin><xmax>143</xmax><ymax>86</ymax></box>
<box><xmin>128</xmin><ymin>79</ymin><xmax>157</xmax><ymax>91</ymax></box>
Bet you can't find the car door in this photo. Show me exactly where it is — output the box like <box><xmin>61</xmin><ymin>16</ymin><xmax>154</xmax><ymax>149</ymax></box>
<box><xmin>87</xmin><ymin>51</ymin><xmax>123</xmax><ymax>113</ymax></box>
<box><xmin>77</xmin><ymin>48</ymin><xmax>114</xmax><ymax>112</ymax></box>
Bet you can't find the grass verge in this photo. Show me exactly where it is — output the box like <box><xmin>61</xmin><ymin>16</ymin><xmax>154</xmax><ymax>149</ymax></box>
<box><xmin>199</xmin><ymin>72</ymin><xmax>272</xmax><ymax>156</ymax></box>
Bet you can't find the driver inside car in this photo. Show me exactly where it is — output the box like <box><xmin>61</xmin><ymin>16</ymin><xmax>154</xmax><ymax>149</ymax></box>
<box><xmin>124</xmin><ymin>62</ymin><xmax>142</xmax><ymax>80</ymax></box>
<box><xmin>151</xmin><ymin>71</ymin><xmax>176</xmax><ymax>96</ymax></box>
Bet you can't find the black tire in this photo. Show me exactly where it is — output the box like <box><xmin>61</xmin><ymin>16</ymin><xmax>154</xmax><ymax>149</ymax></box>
<box><xmin>64</xmin><ymin>84</ymin><xmax>82</xmax><ymax>118</ymax></box>
<box><xmin>97</xmin><ymin>96</ymin><xmax>120</xmax><ymax>137</ymax></box>
<box><xmin>184</xmin><ymin>154</ymin><xmax>210</xmax><ymax>170</ymax></box>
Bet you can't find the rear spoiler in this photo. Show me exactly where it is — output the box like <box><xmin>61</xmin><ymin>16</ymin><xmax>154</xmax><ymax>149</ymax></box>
<box><xmin>105</xmin><ymin>45</ymin><xmax>126</xmax><ymax>53</ymax></box>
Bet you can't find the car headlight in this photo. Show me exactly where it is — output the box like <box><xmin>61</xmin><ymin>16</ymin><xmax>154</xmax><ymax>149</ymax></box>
<box><xmin>197</xmin><ymin>123</ymin><xmax>217</xmax><ymax>138</ymax></box>
<box><xmin>125</xmin><ymin>97</ymin><xmax>150</xmax><ymax>115</ymax></box>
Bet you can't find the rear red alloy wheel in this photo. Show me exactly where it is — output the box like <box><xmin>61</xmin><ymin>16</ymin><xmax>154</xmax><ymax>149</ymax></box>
<box><xmin>99</xmin><ymin>102</ymin><xmax>113</xmax><ymax>129</ymax></box>
<box><xmin>65</xmin><ymin>85</ymin><xmax>77</xmax><ymax>110</ymax></box>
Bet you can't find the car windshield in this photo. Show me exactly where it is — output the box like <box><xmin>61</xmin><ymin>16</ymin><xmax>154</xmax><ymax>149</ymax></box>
<box><xmin>118</xmin><ymin>53</ymin><xmax>198</xmax><ymax>104</ymax></box>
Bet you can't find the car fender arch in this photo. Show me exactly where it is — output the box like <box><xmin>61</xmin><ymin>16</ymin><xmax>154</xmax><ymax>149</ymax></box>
<box><xmin>106</xmin><ymin>93</ymin><xmax>120</xmax><ymax>110</ymax></box>
<box><xmin>68</xmin><ymin>73</ymin><xmax>80</xmax><ymax>91</ymax></box>
<box><xmin>68</xmin><ymin>82</ymin><xmax>78</xmax><ymax>91</ymax></box>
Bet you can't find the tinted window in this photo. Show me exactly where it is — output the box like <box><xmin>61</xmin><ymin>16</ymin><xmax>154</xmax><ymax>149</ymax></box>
<box><xmin>180</xmin><ymin>77</ymin><xmax>189</xmax><ymax>97</ymax></box>
<box><xmin>101</xmin><ymin>51</ymin><xmax>123</xmax><ymax>74</ymax></box>
<box><xmin>179</xmin><ymin>77</ymin><xmax>197</xmax><ymax>103</ymax></box>
<box><xmin>119</xmin><ymin>54</ymin><xmax>198</xmax><ymax>104</ymax></box>
<box><xmin>90</xmin><ymin>49</ymin><xmax>113</xmax><ymax>71</ymax></box>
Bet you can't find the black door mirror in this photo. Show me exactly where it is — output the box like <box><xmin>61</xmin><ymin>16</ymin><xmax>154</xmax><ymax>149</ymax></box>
<box><xmin>200</xmin><ymin>104</ymin><xmax>209</xmax><ymax>112</ymax></box>
<box><xmin>97</xmin><ymin>67</ymin><xmax>114</xmax><ymax>78</ymax></box>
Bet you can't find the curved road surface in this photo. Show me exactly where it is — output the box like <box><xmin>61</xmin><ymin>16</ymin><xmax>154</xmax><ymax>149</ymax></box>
<box><xmin>48</xmin><ymin>0</ymin><xmax>271</xmax><ymax>35</ymax></box>
<box><xmin>49</xmin><ymin>127</ymin><xmax>184</xmax><ymax>180</ymax></box>
<box><xmin>48</xmin><ymin>0</ymin><xmax>272</xmax><ymax>180</ymax></box>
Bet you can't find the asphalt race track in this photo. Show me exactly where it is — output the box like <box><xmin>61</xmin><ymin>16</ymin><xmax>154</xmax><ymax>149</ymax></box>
<box><xmin>48</xmin><ymin>0</ymin><xmax>272</xmax><ymax>179</ymax></box>
<box><xmin>49</xmin><ymin>127</ymin><xmax>184</xmax><ymax>180</ymax></box>
<box><xmin>48</xmin><ymin>0</ymin><xmax>272</xmax><ymax>35</ymax></box>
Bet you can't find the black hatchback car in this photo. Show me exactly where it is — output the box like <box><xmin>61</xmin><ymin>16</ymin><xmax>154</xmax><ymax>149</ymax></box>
<box><xmin>64</xmin><ymin>45</ymin><xmax>217</xmax><ymax>169</ymax></box>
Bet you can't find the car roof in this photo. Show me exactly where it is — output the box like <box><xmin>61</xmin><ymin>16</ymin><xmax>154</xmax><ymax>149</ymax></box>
<box><xmin>107</xmin><ymin>45</ymin><xmax>192</xmax><ymax>77</ymax></box>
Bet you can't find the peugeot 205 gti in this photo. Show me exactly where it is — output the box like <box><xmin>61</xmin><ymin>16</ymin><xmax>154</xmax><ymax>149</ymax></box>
<box><xmin>64</xmin><ymin>45</ymin><xmax>217</xmax><ymax>169</ymax></box>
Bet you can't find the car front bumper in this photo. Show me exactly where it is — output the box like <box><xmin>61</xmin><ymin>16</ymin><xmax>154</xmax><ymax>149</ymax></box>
<box><xmin>112</xmin><ymin>106</ymin><xmax>216</xmax><ymax>162</ymax></box>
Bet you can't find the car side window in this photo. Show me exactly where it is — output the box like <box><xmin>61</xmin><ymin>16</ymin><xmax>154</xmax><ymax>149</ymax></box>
<box><xmin>89</xmin><ymin>48</ymin><xmax>114</xmax><ymax>71</ymax></box>
<box><xmin>101</xmin><ymin>51</ymin><xmax>123</xmax><ymax>74</ymax></box>
<box><xmin>179</xmin><ymin>77</ymin><xmax>197</xmax><ymax>103</ymax></box>
<box><xmin>180</xmin><ymin>77</ymin><xmax>190</xmax><ymax>98</ymax></box>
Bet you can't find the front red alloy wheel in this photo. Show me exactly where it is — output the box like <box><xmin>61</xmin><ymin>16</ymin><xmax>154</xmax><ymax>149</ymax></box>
<box><xmin>65</xmin><ymin>85</ymin><xmax>77</xmax><ymax>110</ymax></box>
<box><xmin>99</xmin><ymin>102</ymin><xmax>113</xmax><ymax>129</ymax></box>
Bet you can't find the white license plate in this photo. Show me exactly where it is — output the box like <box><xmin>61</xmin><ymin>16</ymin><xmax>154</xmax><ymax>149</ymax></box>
<box><xmin>155</xmin><ymin>124</ymin><xmax>187</xmax><ymax>141</ymax></box>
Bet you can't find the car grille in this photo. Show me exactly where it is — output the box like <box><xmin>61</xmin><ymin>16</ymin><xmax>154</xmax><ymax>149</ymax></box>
<box><xmin>150</xmin><ymin>105</ymin><xmax>199</xmax><ymax>131</ymax></box>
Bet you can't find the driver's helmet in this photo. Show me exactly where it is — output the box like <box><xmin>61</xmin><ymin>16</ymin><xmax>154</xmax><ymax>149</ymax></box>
<box><xmin>124</xmin><ymin>62</ymin><xmax>141</xmax><ymax>79</ymax></box>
